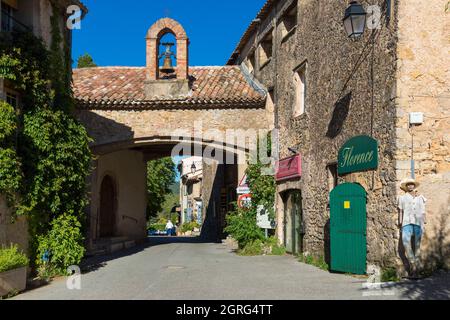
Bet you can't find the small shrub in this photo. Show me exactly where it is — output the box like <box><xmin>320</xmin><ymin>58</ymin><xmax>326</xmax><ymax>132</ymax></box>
<box><xmin>270</xmin><ymin>243</ymin><xmax>286</xmax><ymax>256</ymax></box>
<box><xmin>239</xmin><ymin>240</ymin><xmax>264</xmax><ymax>256</ymax></box>
<box><xmin>264</xmin><ymin>236</ymin><xmax>286</xmax><ymax>256</ymax></box>
<box><xmin>237</xmin><ymin>237</ymin><xmax>286</xmax><ymax>256</ymax></box>
<box><xmin>225</xmin><ymin>206</ymin><xmax>264</xmax><ymax>249</ymax></box>
<box><xmin>148</xmin><ymin>223</ymin><xmax>166</xmax><ymax>232</ymax></box>
<box><xmin>180</xmin><ymin>221</ymin><xmax>200</xmax><ymax>233</ymax></box>
<box><xmin>381</xmin><ymin>267</ymin><xmax>400</xmax><ymax>282</ymax></box>
<box><xmin>158</xmin><ymin>217</ymin><xmax>168</xmax><ymax>225</ymax></box>
<box><xmin>0</xmin><ymin>245</ymin><xmax>28</xmax><ymax>273</ymax></box>
<box><xmin>36</xmin><ymin>214</ymin><xmax>85</xmax><ymax>278</ymax></box>
<box><xmin>299</xmin><ymin>253</ymin><xmax>329</xmax><ymax>271</ymax></box>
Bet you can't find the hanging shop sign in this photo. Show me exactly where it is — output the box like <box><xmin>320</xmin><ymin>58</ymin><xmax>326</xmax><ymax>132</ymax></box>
<box><xmin>275</xmin><ymin>154</ymin><xmax>302</xmax><ymax>182</ymax></box>
<box><xmin>338</xmin><ymin>135</ymin><xmax>378</xmax><ymax>175</ymax></box>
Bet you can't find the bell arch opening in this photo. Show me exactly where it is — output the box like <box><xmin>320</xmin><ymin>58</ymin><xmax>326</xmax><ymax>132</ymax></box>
<box><xmin>146</xmin><ymin>18</ymin><xmax>189</xmax><ymax>81</ymax></box>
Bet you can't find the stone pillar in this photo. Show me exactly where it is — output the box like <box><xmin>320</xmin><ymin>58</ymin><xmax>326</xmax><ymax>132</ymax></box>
<box><xmin>146</xmin><ymin>37</ymin><xmax>159</xmax><ymax>81</ymax></box>
<box><xmin>176</xmin><ymin>38</ymin><xmax>189</xmax><ymax>80</ymax></box>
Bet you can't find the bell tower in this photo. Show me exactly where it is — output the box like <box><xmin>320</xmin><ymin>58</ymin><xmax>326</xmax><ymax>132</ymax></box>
<box><xmin>145</xmin><ymin>18</ymin><xmax>190</xmax><ymax>98</ymax></box>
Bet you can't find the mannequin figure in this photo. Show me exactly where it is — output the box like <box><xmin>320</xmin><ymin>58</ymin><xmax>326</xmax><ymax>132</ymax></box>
<box><xmin>398</xmin><ymin>178</ymin><xmax>427</xmax><ymax>278</ymax></box>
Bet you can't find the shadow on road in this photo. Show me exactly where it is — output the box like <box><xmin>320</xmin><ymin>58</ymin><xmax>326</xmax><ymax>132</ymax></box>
<box><xmin>80</xmin><ymin>236</ymin><xmax>216</xmax><ymax>274</ymax></box>
<box><xmin>396</xmin><ymin>272</ymin><xmax>450</xmax><ymax>300</ymax></box>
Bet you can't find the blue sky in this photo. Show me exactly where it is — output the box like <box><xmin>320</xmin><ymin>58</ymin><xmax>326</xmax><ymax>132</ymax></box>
<box><xmin>72</xmin><ymin>0</ymin><xmax>267</xmax><ymax>67</ymax></box>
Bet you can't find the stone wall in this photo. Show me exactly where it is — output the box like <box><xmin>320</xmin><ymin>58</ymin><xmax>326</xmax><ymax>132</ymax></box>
<box><xmin>201</xmin><ymin>159</ymin><xmax>221</xmax><ymax>241</ymax></box>
<box><xmin>237</xmin><ymin>0</ymin><xmax>400</xmax><ymax>268</ymax></box>
<box><xmin>75</xmin><ymin>107</ymin><xmax>269</xmax><ymax>150</ymax></box>
<box><xmin>88</xmin><ymin>150</ymin><xmax>147</xmax><ymax>242</ymax></box>
<box><xmin>0</xmin><ymin>195</ymin><xmax>28</xmax><ymax>254</ymax></box>
<box><xmin>395</xmin><ymin>0</ymin><xmax>450</xmax><ymax>269</ymax></box>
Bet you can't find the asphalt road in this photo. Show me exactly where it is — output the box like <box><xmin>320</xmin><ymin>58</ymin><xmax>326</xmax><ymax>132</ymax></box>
<box><xmin>12</xmin><ymin>237</ymin><xmax>450</xmax><ymax>300</ymax></box>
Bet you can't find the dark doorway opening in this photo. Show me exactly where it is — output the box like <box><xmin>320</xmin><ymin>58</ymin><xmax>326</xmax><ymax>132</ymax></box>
<box><xmin>99</xmin><ymin>175</ymin><xmax>116</xmax><ymax>238</ymax></box>
<box><xmin>283</xmin><ymin>190</ymin><xmax>303</xmax><ymax>255</ymax></box>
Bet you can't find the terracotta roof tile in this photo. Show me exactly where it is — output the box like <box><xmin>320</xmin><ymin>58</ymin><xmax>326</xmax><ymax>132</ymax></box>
<box><xmin>73</xmin><ymin>66</ymin><xmax>266</xmax><ymax>109</ymax></box>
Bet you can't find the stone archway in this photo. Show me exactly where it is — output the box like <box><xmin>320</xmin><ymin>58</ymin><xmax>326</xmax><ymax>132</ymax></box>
<box><xmin>73</xmin><ymin>17</ymin><xmax>270</xmax><ymax>250</ymax></box>
<box><xmin>99</xmin><ymin>175</ymin><xmax>117</xmax><ymax>238</ymax></box>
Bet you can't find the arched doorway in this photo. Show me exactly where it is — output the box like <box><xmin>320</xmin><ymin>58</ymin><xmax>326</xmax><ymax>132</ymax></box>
<box><xmin>99</xmin><ymin>175</ymin><xmax>116</xmax><ymax>238</ymax></box>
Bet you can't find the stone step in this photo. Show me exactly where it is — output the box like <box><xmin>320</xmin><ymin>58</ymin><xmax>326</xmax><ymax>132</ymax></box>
<box><xmin>87</xmin><ymin>237</ymin><xmax>135</xmax><ymax>256</ymax></box>
<box><xmin>94</xmin><ymin>236</ymin><xmax>128</xmax><ymax>245</ymax></box>
<box><xmin>110</xmin><ymin>242</ymin><xmax>124</xmax><ymax>253</ymax></box>
<box><xmin>124</xmin><ymin>240</ymin><xmax>136</xmax><ymax>249</ymax></box>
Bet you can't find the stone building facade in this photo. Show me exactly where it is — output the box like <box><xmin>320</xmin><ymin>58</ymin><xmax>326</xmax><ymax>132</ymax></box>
<box><xmin>0</xmin><ymin>0</ymin><xmax>87</xmax><ymax>253</ymax></box>
<box><xmin>228</xmin><ymin>0</ymin><xmax>449</xmax><ymax>272</ymax></box>
<box><xmin>178</xmin><ymin>156</ymin><xmax>203</xmax><ymax>225</ymax></box>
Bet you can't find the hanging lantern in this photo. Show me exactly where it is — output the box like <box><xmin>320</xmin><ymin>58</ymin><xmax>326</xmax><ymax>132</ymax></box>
<box><xmin>343</xmin><ymin>1</ymin><xmax>367</xmax><ymax>39</ymax></box>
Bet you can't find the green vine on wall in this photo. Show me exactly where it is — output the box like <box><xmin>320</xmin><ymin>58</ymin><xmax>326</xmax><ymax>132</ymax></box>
<box><xmin>0</xmin><ymin>5</ymin><xmax>92</xmax><ymax>277</ymax></box>
<box><xmin>0</xmin><ymin>101</ymin><xmax>22</xmax><ymax>209</ymax></box>
<box><xmin>49</xmin><ymin>1</ymin><xmax>73</xmax><ymax>111</ymax></box>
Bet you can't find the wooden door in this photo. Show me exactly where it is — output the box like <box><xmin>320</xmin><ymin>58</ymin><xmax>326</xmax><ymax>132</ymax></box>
<box><xmin>330</xmin><ymin>183</ymin><xmax>367</xmax><ymax>275</ymax></box>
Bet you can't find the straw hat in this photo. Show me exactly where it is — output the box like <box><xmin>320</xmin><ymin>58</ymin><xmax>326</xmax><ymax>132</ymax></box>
<box><xmin>400</xmin><ymin>178</ymin><xmax>420</xmax><ymax>192</ymax></box>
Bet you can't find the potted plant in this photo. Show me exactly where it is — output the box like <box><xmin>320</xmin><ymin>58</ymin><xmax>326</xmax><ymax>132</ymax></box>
<box><xmin>0</xmin><ymin>245</ymin><xmax>29</xmax><ymax>297</ymax></box>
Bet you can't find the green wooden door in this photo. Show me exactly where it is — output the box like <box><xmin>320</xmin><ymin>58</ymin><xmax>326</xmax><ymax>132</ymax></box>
<box><xmin>330</xmin><ymin>183</ymin><xmax>367</xmax><ymax>275</ymax></box>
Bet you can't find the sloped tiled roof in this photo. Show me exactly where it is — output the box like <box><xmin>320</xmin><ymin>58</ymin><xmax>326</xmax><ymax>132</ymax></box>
<box><xmin>227</xmin><ymin>0</ymin><xmax>275</xmax><ymax>65</ymax></box>
<box><xmin>73</xmin><ymin>66</ymin><xmax>266</xmax><ymax>110</ymax></box>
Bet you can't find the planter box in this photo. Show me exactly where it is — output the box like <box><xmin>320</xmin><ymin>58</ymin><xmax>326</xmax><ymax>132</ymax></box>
<box><xmin>0</xmin><ymin>266</ymin><xmax>27</xmax><ymax>297</ymax></box>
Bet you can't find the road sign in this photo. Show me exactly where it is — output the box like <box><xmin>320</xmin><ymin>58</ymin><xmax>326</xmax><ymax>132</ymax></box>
<box><xmin>257</xmin><ymin>205</ymin><xmax>275</xmax><ymax>229</ymax></box>
<box><xmin>237</xmin><ymin>174</ymin><xmax>250</xmax><ymax>194</ymax></box>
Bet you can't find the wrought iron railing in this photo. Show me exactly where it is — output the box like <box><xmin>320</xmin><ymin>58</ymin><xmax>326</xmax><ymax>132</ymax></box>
<box><xmin>1</xmin><ymin>9</ymin><xmax>32</xmax><ymax>33</ymax></box>
<box><xmin>122</xmin><ymin>215</ymin><xmax>138</xmax><ymax>224</ymax></box>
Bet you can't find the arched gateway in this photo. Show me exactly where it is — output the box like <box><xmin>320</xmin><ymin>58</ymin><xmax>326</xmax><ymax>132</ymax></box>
<box><xmin>73</xmin><ymin>18</ymin><xmax>270</xmax><ymax>253</ymax></box>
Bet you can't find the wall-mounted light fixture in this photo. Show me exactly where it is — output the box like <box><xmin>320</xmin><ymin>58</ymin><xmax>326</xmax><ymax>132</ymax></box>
<box><xmin>343</xmin><ymin>1</ymin><xmax>367</xmax><ymax>39</ymax></box>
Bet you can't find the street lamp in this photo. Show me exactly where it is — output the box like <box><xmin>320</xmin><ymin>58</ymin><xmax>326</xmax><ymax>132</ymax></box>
<box><xmin>343</xmin><ymin>1</ymin><xmax>367</xmax><ymax>39</ymax></box>
<box><xmin>191</xmin><ymin>162</ymin><xmax>197</xmax><ymax>175</ymax></box>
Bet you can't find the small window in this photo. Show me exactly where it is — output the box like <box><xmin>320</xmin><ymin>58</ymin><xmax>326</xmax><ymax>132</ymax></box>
<box><xmin>187</xmin><ymin>183</ymin><xmax>193</xmax><ymax>196</ymax></box>
<box><xmin>1</xmin><ymin>2</ymin><xmax>14</xmax><ymax>32</ymax></box>
<box><xmin>293</xmin><ymin>63</ymin><xmax>306</xmax><ymax>117</ymax></box>
<box><xmin>327</xmin><ymin>163</ymin><xmax>338</xmax><ymax>193</ymax></box>
<box><xmin>280</xmin><ymin>2</ymin><xmax>297</xmax><ymax>40</ymax></box>
<box><xmin>258</xmin><ymin>31</ymin><xmax>273</xmax><ymax>69</ymax></box>
<box><xmin>5</xmin><ymin>89</ymin><xmax>18</xmax><ymax>108</ymax></box>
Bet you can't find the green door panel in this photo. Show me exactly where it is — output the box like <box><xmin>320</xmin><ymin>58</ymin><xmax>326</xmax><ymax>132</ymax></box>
<box><xmin>330</xmin><ymin>183</ymin><xmax>367</xmax><ymax>275</ymax></box>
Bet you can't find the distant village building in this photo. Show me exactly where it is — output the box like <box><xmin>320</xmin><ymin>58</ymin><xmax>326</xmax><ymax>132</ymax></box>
<box><xmin>228</xmin><ymin>0</ymin><xmax>449</xmax><ymax>273</ymax></box>
<box><xmin>178</xmin><ymin>157</ymin><xmax>203</xmax><ymax>226</ymax></box>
